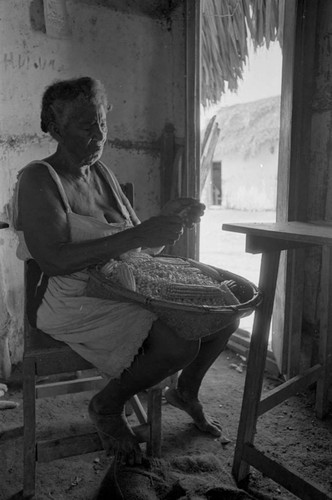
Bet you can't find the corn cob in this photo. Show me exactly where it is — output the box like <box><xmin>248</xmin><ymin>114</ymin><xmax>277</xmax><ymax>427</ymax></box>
<box><xmin>99</xmin><ymin>260</ymin><xmax>118</xmax><ymax>277</ymax></box>
<box><xmin>114</xmin><ymin>262</ymin><xmax>136</xmax><ymax>291</ymax></box>
<box><xmin>219</xmin><ymin>282</ymin><xmax>240</xmax><ymax>306</ymax></box>
<box><xmin>98</xmin><ymin>253</ymin><xmax>241</xmax><ymax>307</ymax></box>
<box><xmin>128</xmin><ymin>258</ymin><xmax>220</xmax><ymax>287</ymax></box>
<box><xmin>162</xmin><ymin>283</ymin><xmax>225</xmax><ymax>306</ymax></box>
<box><xmin>135</xmin><ymin>276</ymin><xmax>167</xmax><ymax>297</ymax></box>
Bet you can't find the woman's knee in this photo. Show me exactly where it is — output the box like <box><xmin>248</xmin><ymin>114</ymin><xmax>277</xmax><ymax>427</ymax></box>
<box><xmin>201</xmin><ymin>318</ymin><xmax>240</xmax><ymax>345</ymax></box>
<box><xmin>222</xmin><ymin>318</ymin><xmax>240</xmax><ymax>336</ymax></box>
<box><xmin>149</xmin><ymin>320</ymin><xmax>200</xmax><ymax>364</ymax></box>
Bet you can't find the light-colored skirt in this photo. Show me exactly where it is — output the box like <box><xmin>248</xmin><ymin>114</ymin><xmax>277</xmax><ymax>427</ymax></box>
<box><xmin>37</xmin><ymin>269</ymin><xmax>157</xmax><ymax>379</ymax></box>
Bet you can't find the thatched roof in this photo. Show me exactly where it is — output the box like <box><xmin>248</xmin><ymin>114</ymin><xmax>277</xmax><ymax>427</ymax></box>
<box><xmin>201</xmin><ymin>0</ymin><xmax>284</xmax><ymax>105</ymax></box>
<box><xmin>213</xmin><ymin>95</ymin><xmax>280</xmax><ymax>159</ymax></box>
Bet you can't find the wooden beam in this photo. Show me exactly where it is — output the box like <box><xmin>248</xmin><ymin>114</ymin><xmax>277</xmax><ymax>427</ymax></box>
<box><xmin>146</xmin><ymin>388</ymin><xmax>162</xmax><ymax>457</ymax></box>
<box><xmin>274</xmin><ymin>0</ymin><xmax>319</xmax><ymax>376</ymax></box>
<box><xmin>36</xmin><ymin>375</ymin><xmax>106</xmax><ymax>398</ymax></box>
<box><xmin>242</xmin><ymin>444</ymin><xmax>332</xmax><ymax>500</ymax></box>
<box><xmin>245</xmin><ymin>235</ymin><xmax>311</xmax><ymax>254</ymax></box>
<box><xmin>258</xmin><ymin>364</ymin><xmax>322</xmax><ymax>416</ymax></box>
<box><xmin>232</xmin><ymin>251</ymin><xmax>281</xmax><ymax>482</ymax></box>
<box><xmin>316</xmin><ymin>246</ymin><xmax>332</xmax><ymax>418</ymax></box>
<box><xmin>37</xmin><ymin>424</ymin><xmax>150</xmax><ymax>463</ymax></box>
<box><xmin>184</xmin><ymin>0</ymin><xmax>201</xmax><ymax>260</ymax></box>
<box><xmin>129</xmin><ymin>394</ymin><xmax>147</xmax><ymax>425</ymax></box>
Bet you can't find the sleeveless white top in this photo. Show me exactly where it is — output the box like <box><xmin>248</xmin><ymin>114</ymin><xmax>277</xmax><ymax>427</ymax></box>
<box><xmin>13</xmin><ymin>161</ymin><xmax>157</xmax><ymax>379</ymax></box>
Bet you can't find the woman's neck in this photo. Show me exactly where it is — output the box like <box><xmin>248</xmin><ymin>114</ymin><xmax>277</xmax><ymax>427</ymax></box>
<box><xmin>45</xmin><ymin>150</ymin><xmax>96</xmax><ymax>180</ymax></box>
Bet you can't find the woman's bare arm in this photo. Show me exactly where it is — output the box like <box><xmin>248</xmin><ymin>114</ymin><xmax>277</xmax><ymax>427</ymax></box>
<box><xmin>18</xmin><ymin>165</ymin><xmax>183</xmax><ymax>276</ymax></box>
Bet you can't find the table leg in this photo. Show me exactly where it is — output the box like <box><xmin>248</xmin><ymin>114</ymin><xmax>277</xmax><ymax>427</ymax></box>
<box><xmin>232</xmin><ymin>250</ymin><xmax>281</xmax><ymax>484</ymax></box>
<box><xmin>316</xmin><ymin>245</ymin><xmax>332</xmax><ymax>418</ymax></box>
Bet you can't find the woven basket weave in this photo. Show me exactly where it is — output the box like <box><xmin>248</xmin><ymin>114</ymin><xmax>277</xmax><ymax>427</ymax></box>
<box><xmin>86</xmin><ymin>255</ymin><xmax>262</xmax><ymax>340</ymax></box>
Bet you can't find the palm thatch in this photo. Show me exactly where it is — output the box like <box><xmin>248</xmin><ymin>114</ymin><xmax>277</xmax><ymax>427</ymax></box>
<box><xmin>202</xmin><ymin>0</ymin><xmax>284</xmax><ymax>105</ymax></box>
<box><xmin>213</xmin><ymin>95</ymin><xmax>280</xmax><ymax>159</ymax></box>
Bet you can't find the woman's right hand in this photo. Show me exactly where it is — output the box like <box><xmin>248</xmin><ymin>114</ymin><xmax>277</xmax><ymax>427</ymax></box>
<box><xmin>133</xmin><ymin>215</ymin><xmax>184</xmax><ymax>248</ymax></box>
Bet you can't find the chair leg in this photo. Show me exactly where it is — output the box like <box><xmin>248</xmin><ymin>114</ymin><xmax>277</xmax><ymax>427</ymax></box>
<box><xmin>23</xmin><ymin>358</ymin><xmax>37</xmax><ymax>499</ymax></box>
<box><xmin>130</xmin><ymin>394</ymin><xmax>147</xmax><ymax>425</ymax></box>
<box><xmin>146</xmin><ymin>387</ymin><xmax>162</xmax><ymax>458</ymax></box>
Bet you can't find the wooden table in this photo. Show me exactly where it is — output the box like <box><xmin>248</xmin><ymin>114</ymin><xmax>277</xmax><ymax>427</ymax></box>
<box><xmin>222</xmin><ymin>221</ymin><xmax>332</xmax><ymax>500</ymax></box>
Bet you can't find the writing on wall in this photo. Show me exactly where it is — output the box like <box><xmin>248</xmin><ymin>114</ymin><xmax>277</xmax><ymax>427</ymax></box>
<box><xmin>2</xmin><ymin>52</ymin><xmax>59</xmax><ymax>71</ymax></box>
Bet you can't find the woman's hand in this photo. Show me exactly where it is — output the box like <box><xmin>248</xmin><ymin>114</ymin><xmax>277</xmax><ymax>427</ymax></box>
<box><xmin>160</xmin><ymin>198</ymin><xmax>206</xmax><ymax>228</ymax></box>
<box><xmin>133</xmin><ymin>215</ymin><xmax>184</xmax><ymax>248</ymax></box>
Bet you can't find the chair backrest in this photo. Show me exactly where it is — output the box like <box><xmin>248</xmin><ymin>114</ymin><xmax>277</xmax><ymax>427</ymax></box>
<box><xmin>25</xmin><ymin>260</ymin><xmax>48</xmax><ymax>328</ymax></box>
<box><xmin>121</xmin><ymin>182</ymin><xmax>134</xmax><ymax>207</ymax></box>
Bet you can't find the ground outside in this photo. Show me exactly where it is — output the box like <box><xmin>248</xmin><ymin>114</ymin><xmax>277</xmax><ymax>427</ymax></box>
<box><xmin>1</xmin><ymin>348</ymin><xmax>332</xmax><ymax>500</ymax></box>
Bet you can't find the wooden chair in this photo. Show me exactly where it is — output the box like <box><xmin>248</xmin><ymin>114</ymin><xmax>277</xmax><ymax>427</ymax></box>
<box><xmin>0</xmin><ymin>222</ymin><xmax>20</xmax><ymax>410</ymax></box>
<box><xmin>22</xmin><ymin>184</ymin><xmax>164</xmax><ymax>499</ymax></box>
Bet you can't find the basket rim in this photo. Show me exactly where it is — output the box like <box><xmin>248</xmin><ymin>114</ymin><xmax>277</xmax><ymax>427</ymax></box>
<box><xmin>88</xmin><ymin>255</ymin><xmax>262</xmax><ymax>314</ymax></box>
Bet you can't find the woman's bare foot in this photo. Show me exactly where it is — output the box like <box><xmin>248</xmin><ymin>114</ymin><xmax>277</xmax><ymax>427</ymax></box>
<box><xmin>88</xmin><ymin>401</ymin><xmax>143</xmax><ymax>464</ymax></box>
<box><xmin>164</xmin><ymin>387</ymin><xmax>222</xmax><ymax>437</ymax></box>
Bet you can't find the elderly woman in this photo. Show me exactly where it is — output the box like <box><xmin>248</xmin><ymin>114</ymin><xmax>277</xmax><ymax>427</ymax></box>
<box><xmin>14</xmin><ymin>77</ymin><xmax>238</xmax><ymax>464</ymax></box>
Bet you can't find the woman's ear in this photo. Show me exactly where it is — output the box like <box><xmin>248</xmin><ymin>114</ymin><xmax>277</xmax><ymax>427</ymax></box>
<box><xmin>48</xmin><ymin>121</ymin><xmax>62</xmax><ymax>141</ymax></box>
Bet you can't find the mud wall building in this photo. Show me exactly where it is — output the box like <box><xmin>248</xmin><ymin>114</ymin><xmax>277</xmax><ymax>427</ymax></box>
<box><xmin>0</xmin><ymin>0</ymin><xmax>185</xmax><ymax>375</ymax></box>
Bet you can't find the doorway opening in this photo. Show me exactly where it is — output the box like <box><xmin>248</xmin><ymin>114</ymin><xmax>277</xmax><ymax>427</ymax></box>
<box><xmin>198</xmin><ymin>6</ymin><xmax>283</xmax><ymax>354</ymax></box>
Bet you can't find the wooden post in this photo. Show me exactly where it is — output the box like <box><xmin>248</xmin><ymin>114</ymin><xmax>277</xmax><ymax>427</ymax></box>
<box><xmin>23</xmin><ymin>358</ymin><xmax>37</xmax><ymax>499</ymax></box>
<box><xmin>316</xmin><ymin>245</ymin><xmax>332</xmax><ymax>418</ymax></box>
<box><xmin>184</xmin><ymin>0</ymin><xmax>201</xmax><ymax>260</ymax></box>
<box><xmin>233</xmin><ymin>250</ymin><xmax>281</xmax><ymax>483</ymax></box>
<box><xmin>274</xmin><ymin>0</ymin><xmax>319</xmax><ymax>378</ymax></box>
<box><xmin>146</xmin><ymin>387</ymin><xmax>162</xmax><ymax>458</ymax></box>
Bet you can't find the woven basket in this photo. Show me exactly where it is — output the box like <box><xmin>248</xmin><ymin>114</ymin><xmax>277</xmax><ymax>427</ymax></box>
<box><xmin>86</xmin><ymin>255</ymin><xmax>262</xmax><ymax>340</ymax></box>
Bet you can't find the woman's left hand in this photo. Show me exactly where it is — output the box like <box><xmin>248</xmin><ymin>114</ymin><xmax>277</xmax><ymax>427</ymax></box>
<box><xmin>160</xmin><ymin>198</ymin><xmax>206</xmax><ymax>228</ymax></box>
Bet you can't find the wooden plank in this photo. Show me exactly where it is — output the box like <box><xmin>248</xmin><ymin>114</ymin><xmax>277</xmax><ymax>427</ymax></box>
<box><xmin>23</xmin><ymin>357</ymin><xmax>37</xmax><ymax>499</ymax></box>
<box><xmin>130</xmin><ymin>394</ymin><xmax>147</xmax><ymax>425</ymax></box>
<box><xmin>232</xmin><ymin>251</ymin><xmax>281</xmax><ymax>482</ymax></box>
<box><xmin>316</xmin><ymin>245</ymin><xmax>332</xmax><ymax>418</ymax></box>
<box><xmin>146</xmin><ymin>388</ymin><xmax>162</xmax><ymax>457</ymax></box>
<box><xmin>273</xmin><ymin>250</ymin><xmax>289</xmax><ymax>374</ymax></box>
<box><xmin>276</xmin><ymin>0</ymin><xmax>295</xmax><ymax>225</ymax></box>
<box><xmin>184</xmin><ymin>0</ymin><xmax>201</xmax><ymax>260</ymax></box>
<box><xmin>121</xmin><ymin>182</ymin><xmax>134</xmax><ymax>207</ymax></box>
<box><xmin>242</xmin><ymin>444</ymin><xmax>332</xmax><ymax>500</ymax></box>
<box><xmin>282</xmin><ymin>248</ymin><xmax>305</xmax><ymax>377</ymax></box>
<box><xmin>36</xmin><ymin>375</ymin><xmax>106</xmax><ymax>399</ymax></box>
<box><xmin>258</xmin><ymin>364</ymin><xmax>322</xmax><ymax>416</ymax></box>
<box><xmin>284</xmin><ymin>0</ymin><xmax>318</xmax><ymax>223</ymax></box>
<box><xmin>26</xmin><ymin>350</ymin><xmax>93</xmax><ymax>376</ymax></box>
<box><xmin>274</xmin><ymin>0</ymin><xmax>318</xmax><ymax>378</ymax></box>
<box><xmin>37</xmin><ymin>424</ymin><xmax>150</xmax><ymax>463</ymax></box>
<box><xmin>223</xmin><ymin>221</ymin><xmax>332</xmax><ymax>246</ymax></box>
<box><xmin>245</xmin><ymin>235</ymin><xmax>311</xmax><ymax>254</ymax></box>
<box><xmin>37</xmin><ymin>431</ymin><xmax>102</xmax><ymax>462</ymax></box>
<box><xmin>200</xmin><ymin>120</ymin><xmax>220</xmax><ymax>192</ymax></box>
<box><xmin>0</xmin><ymin>425</ymin><xmax>23</xmax><ymax>442</ymax></box>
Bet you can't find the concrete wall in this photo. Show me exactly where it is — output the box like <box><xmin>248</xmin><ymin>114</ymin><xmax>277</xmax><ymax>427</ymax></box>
<box><xmin>0</xmin><ymin>0</ymin><xmax>185</xmax><ymax>375</ymax></box>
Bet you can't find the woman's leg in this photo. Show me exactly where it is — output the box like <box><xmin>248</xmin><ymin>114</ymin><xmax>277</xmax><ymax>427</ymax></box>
<box><xmin>89</xmin><ymin>319</ymin><xmax>200</xmax><ymax>462</ymax></box>
<box><xmin>165</xmin><ymin>319</ymin><xmax>239</xmax><ymax>436</ymax></box>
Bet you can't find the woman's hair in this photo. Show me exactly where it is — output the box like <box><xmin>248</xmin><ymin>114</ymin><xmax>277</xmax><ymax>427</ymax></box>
<box><xmin>40</xmin><ymin>76</ymin><xmax>109</xmax><ymax>133</ymax></box>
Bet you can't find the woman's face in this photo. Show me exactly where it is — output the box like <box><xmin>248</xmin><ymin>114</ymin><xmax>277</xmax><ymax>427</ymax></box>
<box><xmin>57</xmin><ymin>101</ymin><xmax>108</xmax><ymax>165</ymax></box>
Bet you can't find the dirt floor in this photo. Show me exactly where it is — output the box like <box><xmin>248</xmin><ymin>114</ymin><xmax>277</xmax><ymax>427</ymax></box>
<box><xmin>1</xmin><ymin>347</ymin><xmax>332</xmax><ymax>500</ymax></box>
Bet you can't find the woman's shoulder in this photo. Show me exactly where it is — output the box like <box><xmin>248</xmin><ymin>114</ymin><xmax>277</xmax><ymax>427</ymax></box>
<box><xmin>20</xmin><ymin>160</ymin><xmax>53</xmax><ymax>176</ymax></box>
<box><xmin>18</xmin><ymin>160</ymin><xmax>55</xmax><ymax>188</ymax></box>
